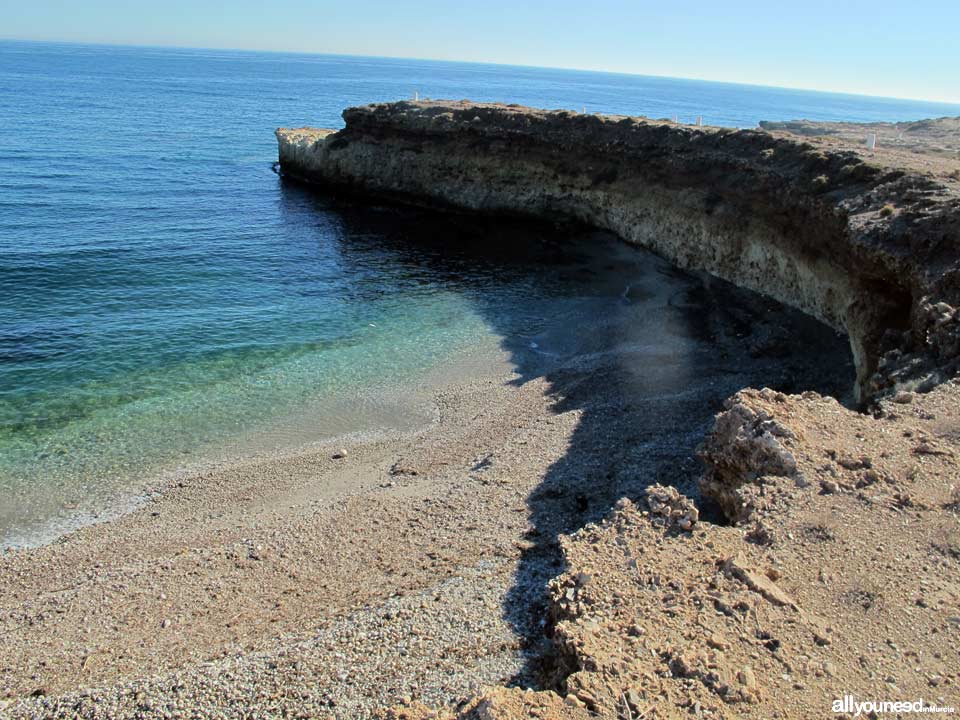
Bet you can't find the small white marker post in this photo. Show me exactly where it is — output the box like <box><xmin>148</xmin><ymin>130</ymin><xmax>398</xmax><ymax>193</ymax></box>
<box><xmin>414</xmin><ymin>90</ymin><xmax>420</xmax><ymax>101</ymax></box>
<box><xmin>673</xmin><ymin>114</ymin><xmax>678</xmax><ymax>123</ymax></box>
<box><xmin>696</xmin><ymin>115</ymin><xmax>703</xmax><ymax>127</ymax></box>
<box><xmin>866</xmin><ymin>133</ymin><xmax>877</xmax><ymax>151</ymax></box>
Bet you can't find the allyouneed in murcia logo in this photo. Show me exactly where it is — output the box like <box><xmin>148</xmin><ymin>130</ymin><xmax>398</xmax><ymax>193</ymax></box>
<box><xmin>833</xmin><ymin>695</ymin><xmax>956</xmax><ymax>716</ymax></box>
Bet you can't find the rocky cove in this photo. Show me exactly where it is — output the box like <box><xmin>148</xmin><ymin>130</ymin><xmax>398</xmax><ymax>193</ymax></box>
<box><xmin>274</xmin><ymin>102</ymin><xmax>960</xmax><ymax>719</ymax></box>
<box><xmin>276</xmin><ymin>101</ymin><xmax>960</xmax><ymax>403</ymax></box>
<box><xmin>1</xmin><ymin>102</ymin><xmax>957</xmax><ymax>720</ymax></box>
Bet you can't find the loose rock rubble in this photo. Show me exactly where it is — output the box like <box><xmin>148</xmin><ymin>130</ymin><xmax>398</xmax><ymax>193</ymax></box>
<box><xmin>407</xmin><ymin>382</ymin><xmax>960</xmax><ymax>719</ymax></box>
<box><xmin>698</xmin><ymin>390</ymin><xmax>801</xmax><ymax>524</ymax></box>
<box><xmin>645</xmin><ymin>484</ymin><xmax>699</xmax><ymax>531</ymax></box>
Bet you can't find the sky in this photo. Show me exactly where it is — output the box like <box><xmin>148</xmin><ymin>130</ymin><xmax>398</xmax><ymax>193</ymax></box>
<box><xmin>3</xmin><ymin>0</ymin><xmax>959</xmax><ymax>104</ymax></box>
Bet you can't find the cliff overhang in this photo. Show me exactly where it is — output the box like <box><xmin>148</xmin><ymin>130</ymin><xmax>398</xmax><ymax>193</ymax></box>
<box><xmin>277</xmin><ymin>101</ymin><xmax>960</xmax><ymax>402</ymax></box>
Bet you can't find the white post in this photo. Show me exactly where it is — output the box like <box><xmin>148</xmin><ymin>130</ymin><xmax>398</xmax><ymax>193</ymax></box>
<box><xmin>414</xmin><ymin>90</ymin><xmax>420</xmax><ymax>102</ymax></box>
<box><xmin>866</xmin><ymin>133</ymin><xmax>877</xmax><ymax>151</ymax></box>
<box><xmin>673</xmin><ymin>114</ymin><xmax>678</xmax><ymax>123</ymax></box>
<box><xmin>696</xmin><ymin>115</ymin><xmax>703</xmax><ymax>127</ymax></box>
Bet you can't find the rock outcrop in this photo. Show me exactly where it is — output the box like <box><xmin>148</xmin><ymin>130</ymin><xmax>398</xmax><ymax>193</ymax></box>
<box><xmin>277</xmin><ymin>101</ymin><xmax>960</xmax><ymax>402</ymax></box>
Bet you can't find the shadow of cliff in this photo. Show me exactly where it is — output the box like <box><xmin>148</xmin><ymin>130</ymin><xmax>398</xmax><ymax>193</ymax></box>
<box><xmin>275</xmin><ymin>176</ymin><xmax>855</xmax><ymax>691</ymax></box>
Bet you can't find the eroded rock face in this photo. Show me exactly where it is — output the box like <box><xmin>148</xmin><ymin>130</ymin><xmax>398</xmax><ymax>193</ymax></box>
<box><xmin>277</xmin><ymin>101</ymin><xmax>960</xmax><ymax>401</ymax></box>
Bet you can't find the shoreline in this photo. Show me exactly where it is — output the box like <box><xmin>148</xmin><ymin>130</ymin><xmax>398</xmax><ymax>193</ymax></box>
<box><xmin>1</xmin><ymin>345</ymin><xmax>531</xmax><ymax>714</ymax></box>
<box><xmin>3</xmin><ymin>104</ymin><xmax>956</xmax><ymax>719</ymax></box>
<box><xmin>0</xmin><ymin>339</ymin><xmax>508</xmax><ymax>552</ymax></box>
<box><xmin>0</xmin><ymin>252</ymin><xmax>854</xmax><ymax>718</ymax></box>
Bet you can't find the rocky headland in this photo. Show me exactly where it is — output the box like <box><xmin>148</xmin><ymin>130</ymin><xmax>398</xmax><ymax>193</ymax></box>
<box><xmin>276</xmin><ymin>102</ymin><xmax>960</xmax><ymax>718</ymax></box>
<box><xmin>277</xmin><ymin>101</ymin><xmax>960</xmax><ymax>404</ymax></box>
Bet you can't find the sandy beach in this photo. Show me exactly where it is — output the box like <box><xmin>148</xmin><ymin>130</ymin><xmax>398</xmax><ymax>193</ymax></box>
<box><xmin>0</xmin><ymin>258</ymin><xmax>851</xmax><ymax>718</ymax></box>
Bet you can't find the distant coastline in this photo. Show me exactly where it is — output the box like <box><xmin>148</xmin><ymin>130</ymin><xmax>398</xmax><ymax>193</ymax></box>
<box><xmin>3</xmin><ymin>38</ymin><xmax>960</xmax><ymax>117</ymax></box>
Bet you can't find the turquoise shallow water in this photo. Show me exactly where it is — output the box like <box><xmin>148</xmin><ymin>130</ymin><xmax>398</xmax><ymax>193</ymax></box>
<box><xmin>1</xmin><ymin>41</ymin><xmax>955</xmax><ymax>547</ymax></box>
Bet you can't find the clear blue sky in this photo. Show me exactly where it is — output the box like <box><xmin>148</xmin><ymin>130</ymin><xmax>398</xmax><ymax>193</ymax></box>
<box><xmin>4</xmin><ymin>0</ymin><xmax>959</xmax><ymax>103</ymax></box>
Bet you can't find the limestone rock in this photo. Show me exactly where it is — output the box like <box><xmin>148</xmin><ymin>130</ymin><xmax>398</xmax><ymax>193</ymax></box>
<box><xmin>645</xmin><ymin>484</ymin><xmax>699</xmax><ymax>530</ymax></box>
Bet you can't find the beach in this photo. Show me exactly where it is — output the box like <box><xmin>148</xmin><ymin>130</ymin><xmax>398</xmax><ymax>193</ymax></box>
<box><xmin>0</xmin><ymin>262</ymin><xmax>851</xmax><ymax>718</ymax></box>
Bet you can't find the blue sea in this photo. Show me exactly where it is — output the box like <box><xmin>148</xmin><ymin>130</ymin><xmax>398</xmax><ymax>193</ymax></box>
<box><xmin>2</xmin><ymin>40</ymin><xmax>958</xmax><ymax>547</ymax></box>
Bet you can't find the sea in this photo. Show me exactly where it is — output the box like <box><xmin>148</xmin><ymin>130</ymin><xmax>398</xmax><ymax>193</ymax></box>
<box><xmin>2</xmin><ymin>40</ymin><xmax>958</xmax><ymax>548</ymax></box>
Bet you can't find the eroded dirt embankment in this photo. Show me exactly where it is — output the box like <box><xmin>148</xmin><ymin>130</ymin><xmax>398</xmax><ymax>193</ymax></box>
<box><xmin>277</xmin><ymin>101</ymin><xmax>960</xmax><ymax>403</ymax></box>
<box><xmin>389</xmin><ymin>383</ymin><xmax>960</xmax><ymax>720</ymax></box>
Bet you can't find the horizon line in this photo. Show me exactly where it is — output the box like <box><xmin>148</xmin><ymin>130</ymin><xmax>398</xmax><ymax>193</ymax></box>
<box><xmin>4</xmin><ymin>36</ymin><xmax>960</xmax><ymax>109</ymax></box>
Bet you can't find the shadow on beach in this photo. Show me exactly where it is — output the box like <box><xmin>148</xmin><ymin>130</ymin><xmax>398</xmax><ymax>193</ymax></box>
<box><xmin>276</xmin><ymin>177</ymin><xmax>855</xmax><ymax>691</ymax></box>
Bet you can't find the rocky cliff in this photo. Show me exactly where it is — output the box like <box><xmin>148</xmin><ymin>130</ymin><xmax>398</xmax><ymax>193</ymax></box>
<box><xmin>277</xmin><ymin>101</ymin><xmax>960</xmax><ymax>402</ymax></box>
<box><xmin>278</xmin><ymin>107</ymin><xmax>960</xmax><ymax>717</ymax></box>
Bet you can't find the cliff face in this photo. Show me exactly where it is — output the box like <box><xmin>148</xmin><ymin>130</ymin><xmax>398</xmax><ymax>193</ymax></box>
<box><xmin>277</xmin><ymin>101</ymin><xmax>960</xmax><ymax>401</ymax></box>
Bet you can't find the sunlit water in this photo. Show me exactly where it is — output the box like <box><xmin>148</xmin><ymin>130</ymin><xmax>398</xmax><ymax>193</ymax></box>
<box><xmin>2</xmin><ymin>41</ymin><xmax>955</xmax><ymax>547</ymax></box>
